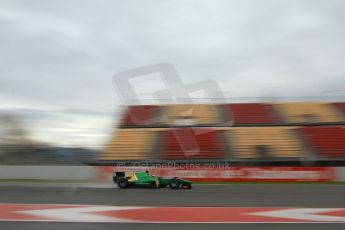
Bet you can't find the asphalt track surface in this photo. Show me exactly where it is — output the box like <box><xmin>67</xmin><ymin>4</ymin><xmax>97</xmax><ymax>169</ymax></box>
<box><xmin>1</xmin><ymin>184</ymin><xmax>345</xmax><ymax>230</ymax></box>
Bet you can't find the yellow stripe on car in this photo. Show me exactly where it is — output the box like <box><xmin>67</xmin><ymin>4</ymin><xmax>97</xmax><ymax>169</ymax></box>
<box><xmin>127</xmin><ymin>172</ymin><xmax>137</xmax><ymax>182</ymax></box>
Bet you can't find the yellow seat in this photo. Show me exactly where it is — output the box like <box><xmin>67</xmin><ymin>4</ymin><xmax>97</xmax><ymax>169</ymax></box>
<box><xmin>274</xmin><ymin>102</ymin><xmax>344</xmax><ymax>123</ymax></box>
<box><xmin>225</xmin><ymin>127</ymin><xmax>305</xmax><ymax>159</ymax></box>
<box><xmin>100</xmin><ymin>129</ymin><xmax>156</xmax><ymax>160</ymax></box>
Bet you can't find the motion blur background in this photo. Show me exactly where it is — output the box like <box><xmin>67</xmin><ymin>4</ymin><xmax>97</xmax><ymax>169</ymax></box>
<box><xmin>1</xmin><ymin>0</ymin><xmax>345</xmax><ymax>166</ymax></box>
<box><xmin>1</xmin><ymin>1</ymin><xmax>345</xmax><ymax>229</ymax></box>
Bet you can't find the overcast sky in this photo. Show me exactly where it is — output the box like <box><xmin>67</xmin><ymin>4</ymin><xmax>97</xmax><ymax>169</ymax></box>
<box><xmin>0</xmin><ymin>0</ymin><xmax>345</xmax><ymax>148</ymax></box>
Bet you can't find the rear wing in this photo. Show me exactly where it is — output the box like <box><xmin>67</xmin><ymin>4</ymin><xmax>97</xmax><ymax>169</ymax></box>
<box><xmin>112</xmin><ymin>172</ymin><xmax>125</xmax><ymax>183</ymax></box>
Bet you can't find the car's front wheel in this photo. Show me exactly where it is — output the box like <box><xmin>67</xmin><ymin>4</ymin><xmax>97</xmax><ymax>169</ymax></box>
<box><xmin>117</xmin><ymin>178</ymin><xmax>129</xmax><ymax>188</ymax></box>
<box><xmin>169</xmin><ymin>178</ymin><xmax>180</xmax><ymax>189</ymax></box>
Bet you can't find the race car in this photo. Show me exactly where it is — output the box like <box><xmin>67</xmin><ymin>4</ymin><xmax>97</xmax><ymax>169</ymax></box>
<box><xmin>113</xmin><ymin>171</ymin><xmax>192</xmax><ymax>189</ymax></box>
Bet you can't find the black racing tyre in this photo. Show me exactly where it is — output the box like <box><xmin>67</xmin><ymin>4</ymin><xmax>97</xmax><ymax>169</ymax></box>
<box><xmin>169</xmin><ymin>178</ymin><xmax>180</xmax><ymax>189</ymax></box>
<box><xmin>117</xmin><ymin>178</ymin><xmax>129</xmax><ymax>188</ymax></box>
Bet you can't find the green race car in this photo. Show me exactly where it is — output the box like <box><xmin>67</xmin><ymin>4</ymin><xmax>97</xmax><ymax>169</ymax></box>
<box><xmin>113</xmin><ymin>171</ymin><xmax>192</xmax><ymax>189</ymax></box>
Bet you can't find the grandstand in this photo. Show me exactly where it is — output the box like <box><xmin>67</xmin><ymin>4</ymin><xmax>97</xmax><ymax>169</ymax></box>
<box><xmin>101</xmin><ymin>129</ymin><xmax>157</xmax><ymax>160</ymax></box>
<box><xmin>299</xmin><ymin>126</ymin><xmax>345</xmax><ymax>158</ymax></box>
<box><xmin>98</xmin><ymin>102</ymin><xmax>345</xmax><ymax>166</ymax></box>
<box><xmin>333</xmin><ymin>102</ymin><xmax>345</xmax><ymax>117</ymax></box>
<box><xmin>161</xmin><ymin>104</ymin><xmax>220</xmax><ymax>126</ymax></box>
<box><xmin>120</xmin><ymin>105</ymin><xmax>160</xmax><ymax>127</ymax></box>
<box><xmin>273</xmin><ymin>102</ymin><xmax>344</xmax><ymax>124</ymax></box>
<box><xmin>159</xmin><ymin>128</ymin><xmax>225</xmax><ymax>160</ymax></box>
<box><xmin>225</xmin><ymin>127</ymin><xmax>305</xmax><ymax>159</ymax></box>
<box><xmin>222</xmin><ymin>103</ymin><xmax>280</xmax><ymax>125</ymax></box>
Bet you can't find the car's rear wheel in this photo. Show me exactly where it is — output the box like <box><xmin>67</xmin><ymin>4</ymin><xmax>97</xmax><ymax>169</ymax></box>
<box><xmin>117</xmin><ymin>178</ymin><xmax>129</xmax><ymax>188</ymax></box>
<box><xmin>169</xmin><ymin>178</ymin><xmax>180</xmax><ymax>189</ymax></box>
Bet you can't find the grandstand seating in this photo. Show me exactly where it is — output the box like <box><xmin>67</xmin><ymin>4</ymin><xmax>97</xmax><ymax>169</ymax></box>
<box><xmin>223</xmin><ymin>103</ymin><xmax>280</xmax><ymax>124</ymax></box>
<box><xmin>225</xmin><ymin>127</ymin><xmax>305</xmax><ymax>159</ymax></box>
<box><xmin>120</xmin><ymin>105</ymin><xmax>159</xmax><ymax>126</ymax></box>
<box><xmin>100</xmin><ymin>101</ymin><xmax>345</xmax><ymax>164</ymax></box>
<box><xmin>159</xmin><ymin>128</ymin><xmax>225</xmax><ymax>159</ymax></box>
<box><xmin>299</xmin><ymin>126</ymin><xmax>345</xmax><ymax>158</ymax></box>
<box><xmin>273</xmin><ymin>103</ymin><xmax>344</xmax><ymax>123</ymax></box>
<box><xmin>161</xmin><ymin>104</ymin><xmax>219</xmax><ymax>125</ymax></box>
<box><xmin>333</xmin><ymin>102</ymin><xmax>345</xmax><ymax>116</ymax></box>
<box><xmin>101</xmin><ymin>129</ymin><xmax>156</xmax><ymax>160</ymax></box>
